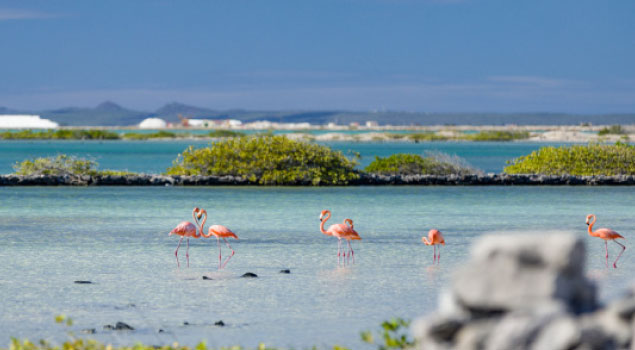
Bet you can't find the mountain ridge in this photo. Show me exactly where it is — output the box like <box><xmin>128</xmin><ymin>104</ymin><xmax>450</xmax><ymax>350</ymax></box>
<box><xmin>1</xmin><ymin>102</ymin><xmax>634</xmax><ymax>126</ymax></box>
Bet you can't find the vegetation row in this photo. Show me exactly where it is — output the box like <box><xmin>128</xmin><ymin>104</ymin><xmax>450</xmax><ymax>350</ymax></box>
<box><xmin>0</xmin><ymin>129</ymin><xmax>245</xmax><ymax>140</ymax></box>
<box><xmin>9</xmin><ymin>136</ymin><xmax>635</xmax><ymax>183</ymax></box>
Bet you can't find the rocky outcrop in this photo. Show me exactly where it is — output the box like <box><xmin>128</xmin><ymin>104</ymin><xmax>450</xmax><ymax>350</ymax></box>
<box><xmin>412</xmin><ymin>233</ymin><xmax>634</xmax><ymax>350</ymax></box>
<box><xmin>0</xmin><ymin>174</ymin><xmax>634</xmax><ymax>186</ymax></box>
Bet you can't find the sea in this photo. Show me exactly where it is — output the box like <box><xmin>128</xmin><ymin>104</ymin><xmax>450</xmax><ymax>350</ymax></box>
<box><xmin>0</xmin><ymin>140</ymin><xmax>633</xmax><ymax>349</ymax></box>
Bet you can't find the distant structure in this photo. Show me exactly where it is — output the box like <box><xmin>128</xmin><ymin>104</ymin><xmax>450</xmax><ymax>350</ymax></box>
<box><xmin>138</xmin><ymin>118</ymin><xmax>167</xmax><ymax>129</ymax></box>
<box><xmin>0</xmin><ymin>115</ymin><xmax>58</xmax><ymax>128</ymax></box>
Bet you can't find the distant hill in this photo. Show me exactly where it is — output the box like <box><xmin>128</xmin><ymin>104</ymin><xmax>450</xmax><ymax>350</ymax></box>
<box><xmin>40</xmin><ymin>101</ymin><xmax>148</xmax><ymax>126</ymax></box>
<box><xmin>2</xmin><ymin>101</ymin><xmax>635</xmax><ymax>126</ymax></box>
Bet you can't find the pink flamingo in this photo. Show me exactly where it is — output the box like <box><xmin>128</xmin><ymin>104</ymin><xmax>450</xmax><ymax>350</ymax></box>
<box><xmin>342</xmin><ymin>219</ymin><xmax>361</xmax><ymax>263</ymax></box>
<box><xmin>319</xmin><ymin>210</ymin><xmax>357</xmax><ymax>264</ymax></box>
<box><xmin>169</xmin><ymin>207</ymin><xmax>203</xmax><ymax>268</ymax></box>
<box><xmin>586</xmin><ymin>214</ymin><xmax>626</xmax><ymax>268</ymax></box>
<box><xmin>422</xmin><ymin>229</ymin><xmax>445</xmax><ymax>264</ymax></box>
<box><xmin>199</xmin><ymin>209</ymin><xmax>239</xmax><ymax>269</ymax></box>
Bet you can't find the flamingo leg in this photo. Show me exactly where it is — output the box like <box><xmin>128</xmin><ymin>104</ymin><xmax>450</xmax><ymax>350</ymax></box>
<box><xmin>337</xmin><ymin>239</ymin><xmax>342</xmax><ymax>265</ymax></box>
<box><xmin>186</xmin><ymin>238</ymin><xmax>190</xmax><ymax>268</ymax></box>
<box><xmin>605</xmin><ymin>241</ymin><xmax>609</xmax><ymax>268</ymax></box>
<box><xmin>433</xmin><ymin>245</ymin><xmax>437</xmax><ymax>264</ymax></box>
<box><xmin>174</xmin><ymin>237</ymin><xmax>183</xmax><ymax>268</ymax></box>
<box><xmin>347</xmin><ymin>240</ymin><xmax>355</xmax><ymax>264</ymax></box>
<box><xmin>221</xmin><ymin>238</ymin><xmax>235</xmax><ymax>269</ymax></box>
<box><xmin>437</xmin><ymin>246</ymin><xmax>441</xmax><ymax>264</ymax></box>
<box><xmin>217</xmin><ymin>237</ymin><xmax>222</xmax><ymax>269</ymax></box>
<box><xmin>613</xmin><ymin>240</ymin><xmax>626</xmax><ymax>268</ymax></box>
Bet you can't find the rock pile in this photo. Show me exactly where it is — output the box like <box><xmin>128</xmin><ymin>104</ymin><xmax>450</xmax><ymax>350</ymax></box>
<box><xmin>1</xmin><ymin>174</ymin><xmax>634</xmax><ymax>186</ymax></box>
<box><xmin>412</xmin><ymin>234</ymin><xmax>635</xmax><ymax>350</ymax></box>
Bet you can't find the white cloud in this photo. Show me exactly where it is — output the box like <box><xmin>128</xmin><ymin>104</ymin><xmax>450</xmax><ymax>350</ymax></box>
<box><xmin>487</xmin><ymin>75</ymin><xmax>580</xmax><ymax>88</ymax></box>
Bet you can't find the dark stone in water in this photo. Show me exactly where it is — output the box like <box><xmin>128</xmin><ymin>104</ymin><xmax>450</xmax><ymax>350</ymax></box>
<box><xmin>114</xmin><ymin>322</ymin><xmax>134</xmax><ymax>330</ymax></box>
<box><xmin>279</xmin><ymin>269</ymin><xmax>291</xmax><ymax>274</ymax></box>
<box><xmin>74</xmin><ymin>280</ymin><xmax>92</xmax><ymax>284</ymax></box>
<box><xmin>202</xmin><ymin>276</ymin><xmax>213</xmax><ymax>280</ymax></box>
<box><xmin>241</xmin><ymin>272</ymin><xmax>258</xmax><ymax>278</ymax></box>
<box><xmin>183</xmin><ymin>321</ymin><xmax>190</xmax><ymax>326</ymax></box>
<box><xmin>81</xmin><ymin>328</ymin><xmax>96</xmax><ymax>334</ymax></box>
<box><xmin>158</xmin><ymin>329</ymin><xmax>165</xmax><ymax>333</ymax></box>
<box><xmin>214</xmin><ymin>320</ymin><xmax>225</xmax><ymax>327</ymax></box>
<box><xmin>103</xmin><ymin>325</ymin><xmax>114</xmax><ymax>330</ymax></box>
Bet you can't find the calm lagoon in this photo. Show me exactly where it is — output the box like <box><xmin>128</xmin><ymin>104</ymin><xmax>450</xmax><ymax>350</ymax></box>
<box><xmin>0</xmin><ymin>186</ymin><xmax>632</xmax><ymax>348</ymax></box>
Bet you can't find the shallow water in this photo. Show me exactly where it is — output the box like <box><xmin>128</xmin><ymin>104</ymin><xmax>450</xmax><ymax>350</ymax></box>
<box><xmin>0</xmin><ymin>140</ymin><xmax>569</xmax><ymax>174</ymax></box>
<box><xmin>0</xmin><ymin>186</ymin><xmax>633</xmax><ymax>348</ymax></box>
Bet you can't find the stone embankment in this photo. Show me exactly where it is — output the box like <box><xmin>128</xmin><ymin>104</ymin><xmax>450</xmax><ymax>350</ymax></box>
<box><xmin>0</xmin><ymin>174</ymin><xmax>634</xmax><ymax>186</ymax></box>
<box><xmin>412</xmin><ymin>233</ymin><xmax>635</xmax><ymax>350</ymax></box>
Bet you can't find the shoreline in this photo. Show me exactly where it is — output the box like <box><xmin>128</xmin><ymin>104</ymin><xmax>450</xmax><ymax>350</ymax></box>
<box><xmin>2</xmin><ymin>174</ymin><xmax>634</xmax><ymax>186</ymax></box>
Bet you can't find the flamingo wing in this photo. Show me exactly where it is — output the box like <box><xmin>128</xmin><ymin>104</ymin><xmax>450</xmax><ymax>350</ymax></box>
<box><xmin>596</xmin><ymin>228</ymin><xmax>624</xmax><ymax>240</ymax></box>
<box><xmin>327</xmin><ymin>223</ymin><xmax>351</xmax><ymax>237</ymax></box>
<box><xmin>345</xmin><ymin>229</ymin><xmax>361</xmax><ymax>240</ymax></box>
<box><xmin>170</xmin><ymin>221</ymin><xmax>197</xmax><ymax>237</ymax></box>
<box><xmin>209</xmin><ymin>225</ymin><xmax>238</xmax><ymax>239</ymax></box>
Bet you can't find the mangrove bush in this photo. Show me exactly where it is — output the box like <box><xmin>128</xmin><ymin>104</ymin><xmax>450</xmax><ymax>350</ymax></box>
<box><xmin>0</xmin><ymin>129</ymin><xmax>120</xmax><ymax>140</ymax></box>
<box><xmin>598</xmin><ymin>125</ymin><xmax>626</xmax><ymax>136</ymax></box>
<box><xmin>364</xmin><ymin>153</ymin><xmax>478</xmax><ymax>175</ymax></box>
<box><xmin>166</xmin><ymin>135</ymin><xmax>359</xmax><ymax>185</ymax></box>
<box><xmin>13</xmin><ymin>155</ymin><xmax>134</xmax><ymax>176</ymax></box>
<box><xmin>504</xmin><ymin>142</ymin><xmax>635</xmax><ymax>175</ymax></box>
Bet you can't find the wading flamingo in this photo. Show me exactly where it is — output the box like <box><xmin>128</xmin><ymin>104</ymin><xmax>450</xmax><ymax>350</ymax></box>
<box><xmin>422</xmin><ymin>229</ymin><xmax>445</xmax><ymax>264</ymax></box>
<box><xmin>199</xmin><ymin>209</ymin><xmax>239</xmax><ymax>269</ymax></box>
<box><xmin>586</xmin><ymin>214</ymin><xmax>626</xmax><ymax>268</ymax></box>
<box><xmin>169</xmin><ymin>207</ymin><xmax>202</xmax><ymax>268</ymax></box>
<box><xmin>319</xmin><ymin>210</ymin><xmax>357</xmax><ymax>264</ymax></box>
<box><xmin>342</xmin><ymin>219</ymin><xmax>361</xmax><ymax>263</ymax></box>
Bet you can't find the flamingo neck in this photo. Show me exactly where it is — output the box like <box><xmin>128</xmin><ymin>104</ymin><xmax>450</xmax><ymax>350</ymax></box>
<box><xmin>320</xmin><ymin>211</ymin><xmax>331</xmax><ymax>235</ymax></box>
<box><xmin>198</xmin><ymin>210</ymin><xmax>209</xmax><ymax>238</ymax></box>
<box><xmin>587</xmin><ymin>215</ymin><xmax>597</xmax><ymax>237</ymax></box>
<box><xmin>422</xmin><ymin>237</ymin><xmax>431</xmax><ymax>245</ymax></box>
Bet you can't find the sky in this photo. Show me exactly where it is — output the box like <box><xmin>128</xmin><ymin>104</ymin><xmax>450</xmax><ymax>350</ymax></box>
<box><xmin>1</xmin><ymin>0</ymin><xmax>634</xmax><ymax>113</ymax></box>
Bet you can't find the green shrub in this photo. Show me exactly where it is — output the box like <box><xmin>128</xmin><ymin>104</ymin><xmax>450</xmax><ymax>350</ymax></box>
<box><xmin>0</xmin><ymin>129</ymin><xmax>120</xmax><ymax>140</ymax></box>
<box><xmin>461</xmin><ymin>130</ymin><xmax>529</xmax><ymax>141</ymax></box>
<box><xmin>166</xmin><ymin>135</ymin><xmax>359</xmax><ymax>185</ymax></box>
<box><xmin>361</xmin><ymin>318</ymin><xmax>414</xmax><ymax>350</ymax></box>
<box><xmin>364</xmin><ymin>153</ymin><xmax>478</xmax><ymax>175</ymax></box>
<box><xmin>598</xmin><ymin>125</ymin><xmax>625</xmax><ymax>136</ymax></box>
<box><xmin>504</xmin><ymin>142</ymin><xmax>635</xmax><ymax>175</ymax></box>
<box><xmin>13</xmin><ymin>155</ymin><xmax>134</xmax><ymax>176</ymax></box>
<box><xmin>208</xmin><ymin>130</ymin><xmax>245</xmax><ymax>138</ymax></box>
<box><xmin>123</xmin><ymin>131</ymin><xmax>177</xmax><ymax>140</ymax></box>
<box><xmin>407</xmin><ymin>133</ymin><xmax>449</xmax><ymax>142</ymax></box>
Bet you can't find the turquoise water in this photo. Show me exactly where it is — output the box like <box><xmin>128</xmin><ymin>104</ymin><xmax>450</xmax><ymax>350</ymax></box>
<box><xmin>0</xmin><ymin>186</ymin><xmax>633</xmax><ymax>348</ymax></box>
<box><xmin>0</xmin><ymin>140</ymin><xmax>569</xmax><ymax>174</ymax></box>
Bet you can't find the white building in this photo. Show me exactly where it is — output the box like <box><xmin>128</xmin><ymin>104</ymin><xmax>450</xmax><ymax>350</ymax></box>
<box><xmin>138</xmin><ymin>117</ymin><xmax>167</xmax><ymax>129</ymax></box>
<box><xmin>0</xmin><ymin>115</ymin><xmax>59</xmax><ymax>128</ymax></box>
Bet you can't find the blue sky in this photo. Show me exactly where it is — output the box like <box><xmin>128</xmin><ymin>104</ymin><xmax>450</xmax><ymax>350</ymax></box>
<box><xmin>1</xmin><ymin>0</ymin><xmax>634</xmax><ymax>112</ymax></box>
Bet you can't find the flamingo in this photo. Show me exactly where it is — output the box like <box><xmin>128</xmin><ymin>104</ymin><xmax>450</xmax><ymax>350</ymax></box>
<box><xmin>169</xmin><ymin>207</ymin><xmax>203</xmax><ymax>268</ymax></box>
<box><xmin>586</xmin><ymin>214</ymin><xmax>626</xmax><ymax>268</ymax></box>
<box><xmin>342</xmin><ymin>219</ymin><xmax>361</xmax><ymax>263</ymax></box>
<box><xmin>422</xmin><ymin>229</ymin><xmax>445</xmax><ymax>264</ymax></box>
<box><xmin>319</xmin><ymin>210</ymin><xmax>357</xmax><ymax>264</ymax></box>
<box><xmin>199</xmin><ymin>209</ymin><xmax>239</xmax><ymax>269</ymax></box>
